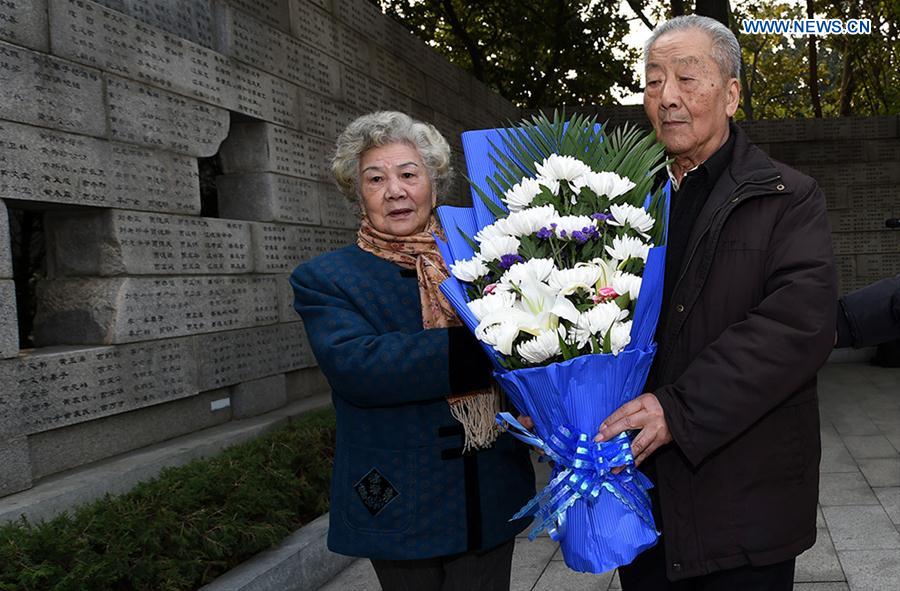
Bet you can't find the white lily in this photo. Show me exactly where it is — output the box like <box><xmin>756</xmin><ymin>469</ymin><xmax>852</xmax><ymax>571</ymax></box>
<box><xmin>479</xmin><ymin>235</ymin><xmax>521</xmax><ymax>262</ymax></box>
<box><xmin>607</xmin><ymin>203</ymin><xmax>655</xmax><ymax>239</ymax></box>
<box><xmin>587</xmin><ymin>259</ymin><xmax>618</xmax><ymax>289</ymax></box>
<box><xmin>571</xmin><ymin>301</ymin><xmax>630</xmax><ymax>349</ymax></box>
<box><xmin>517</xmin><ymin>327</ymin><xmax>565</xmax><ymax>364</ymax></box>
<box><xmin>610</xmin><ymin>320</ymin><xmax>633</xmax><ymax>355</ymax></box>
<box><xmin>549</xmin><ymin>265</ymin><xmax>604</xmax><ymax>296</ymax></box>
<box><xmin>605</xmin><ymin>235</ymin><xmax>650</xmax><ymax>263</ymax></box>
<box><xmin>496</xmin><ymin>204</ymin><xmax>557</xmax><ymax>237</ymax></box>
<box><xmin>572</xmin><ymin>171</ymin><xmax>636</xmax><ymax>199</ymax></box>
<box><xmin>612</xmin><ymin>271</ymin><xmax>642</xmax><ymax>300</ymax></box>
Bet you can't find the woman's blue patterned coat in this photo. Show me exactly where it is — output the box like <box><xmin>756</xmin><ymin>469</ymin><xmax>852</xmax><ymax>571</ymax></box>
<box><xmin>291</xmin><ymin>245</ymin><xmax>536</xmax><ymax>560</ymax></box>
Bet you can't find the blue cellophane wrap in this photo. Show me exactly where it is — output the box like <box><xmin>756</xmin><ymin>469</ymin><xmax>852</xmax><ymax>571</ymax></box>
<box><xmin>431</xmin><ymin>126</ymin><xmax>671</xmax><ymax>573</ymax></box>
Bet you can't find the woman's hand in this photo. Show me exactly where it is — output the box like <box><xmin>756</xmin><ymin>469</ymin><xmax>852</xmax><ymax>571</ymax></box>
<box><xmin>516</xmin><ymin>415</ymin><xmax>534</xmax><ymax>430</ymax></box>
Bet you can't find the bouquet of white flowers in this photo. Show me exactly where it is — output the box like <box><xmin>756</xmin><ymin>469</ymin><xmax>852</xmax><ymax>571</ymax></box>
<box><xmin>434</xmin><ymin>113</ymin><xmax>670</xmax><ymax>573</ymax></box>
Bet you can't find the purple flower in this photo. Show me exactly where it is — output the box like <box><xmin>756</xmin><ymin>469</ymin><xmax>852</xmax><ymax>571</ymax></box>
<box><xmin>499</xmin><ymin>254</ymin><xmax>524</xmax><ymax>269</ymax></box>
<box><xmin>592</xmin><ymin>212</ymin><xmax>612</xmax><ymax>222</ymax></box>
<box><xmin>559</xmin><ymin>229</ymin><xmax>568</xmax><ymax>238</ymax></box>
<box><xmin>536</xmin><ymin>227</ymin><xmax>552</xmax><ymax>240</ymax></box>
<box><xmin>571</xmin><ymin>230</ymin><xmax>588</xmax><ymax>243</ymax></box>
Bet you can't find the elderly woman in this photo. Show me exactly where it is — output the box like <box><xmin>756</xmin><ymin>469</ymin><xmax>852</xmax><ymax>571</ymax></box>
<box><xmin>290</xmin><ymin>111</ymin><xmax>535</xmax><ymax>591</ymax></box>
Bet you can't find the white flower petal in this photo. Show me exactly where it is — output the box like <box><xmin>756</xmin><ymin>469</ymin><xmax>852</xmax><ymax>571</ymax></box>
<box><xmin>495</xmin><ymin>204</ymin><xmax>557</xmax><ymax>237</ymax></box>
<box><xmin>502</xmin><ymin>178</ymin><xmax>543</xmax><ymax>213</ymax></box>
<box><xmin>535</xmin><ymin>155</ymin><xmax>592</xmax><ymax>182</ymax></box>
<box><xmin>604</xmin><ymin>235</ymin><xmax>650</xmax><ymax>263</ymax></box>
<box><xmin>607</xmin><ymin>203</ymin><xmax>655</xmax><ymax>239</ymax></box>
<box><xmin>450</xmin><ymin>255</ymin><xmax>489</xmax><ymax>282</ymax></box>
<box><xmin>479</xmin><ymin>235</ymin><xmax>521</xmax><ymax>262</ymax></box>
<box><xmin>610</xmin><ymin>320</ymin><xmax>633</xmax><ymax>355</ymax></box>
<box><xmin>517</xmin><ymin>328</ymin><xmax>563</xmax><ymax>364</ymax></box>
<box><xmin>612</xmin><ymin>271</ymin><xmax>642</xmax><ymax>300</ymax></box>
<box><xmin>549</xmin><ymin>265</ymin><xmax>603</xmax><ymax>295</ymax></box>
<box><xmin>577</xmin><ymin>171</ymin><xmax>636</xmax><ymax>199</ymax></box>
<box><xmin>551</xmin><ymin>215</ymin><xmax>597</xmax><ymax>241</ymax></box>
<box><xmin>499</xmin><ymin>258</ymin><xmax>556</xmax><ymax>287</ymax></box>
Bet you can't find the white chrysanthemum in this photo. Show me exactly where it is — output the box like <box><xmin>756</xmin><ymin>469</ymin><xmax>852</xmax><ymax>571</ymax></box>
<box><xmin>502</xmin><ymin>178</ymin><xmax>544</xmax><ymax>213</ymax></box>
<box><xmin>607</xmin><ymin>203</ymin><xmax>655</xmax><ymax>239</ymax></box>
<box><xmin>610</xmin><ymin>320</ymin><xmax>633</xmax><ymax>355</ymax></box>
<box><xmin>571</xmin><ymin>302</ymin><xmax>630</xmax><ymax>349</ymax></box>
<box><xmin>605</xmin><ymin>235</ymin><xmax>650</xmax><ymax>263</ymax></box>
<box><xmin>474</xmin><ymin>220</ymin><xmax>510</xmax><ymax>244</ymax></box>
<box><xmin>551</xmin><ymin>215</ymin><xmax>596</xmax><ymax>240</ymax></box>
<box><xmin>450</xmin><ymin>255</ymin><xmax>489</xmax><ymax>282</ymax></box>
<box><xmin>517</xmin><ymin>327</ymin><xmax>564</xmax><ymax>364</ymax></box>
<box><xmin>467</xmin><ymin>291</ymin><xmax>517</xmax><ymax>322</ymax></box>
<box><xmin>572</xmin><ymin>171</ymin><xmax>636</xmax><ymax>199</ymax></box>
<box><xmin>535</xmin><ymin>155</ymin><xmax>592</xmax><ymax>183</ymax></box>
<box><xmin>499</xmin><ymin>258</ymin><xmax>556</xmax><ymax>287</ymax></box>
<box><xmin>496</xmin><ymin>204</ymin><xmax>557</xmax><ymax>237</ymax></box>
<box><xmin>549</xmin><ymin>265</ymin><xmax>603</xmax><ymax>296</ymax></box>
<box><xmin>479</xmin><ymin>235</ymin><xmax>521</xmax><ymax>262</ymax></box>
<box><xmin>612</xmin><ymin>271</ymin><xmax>642</xmax><ymax>300</ymax></box>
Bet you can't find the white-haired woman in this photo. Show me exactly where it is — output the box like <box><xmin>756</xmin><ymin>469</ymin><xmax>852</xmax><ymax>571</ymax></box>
<box><xmin>290</xmin><ymin>112</ymin><xmax>535</xmax><ymax>591</ymax></box>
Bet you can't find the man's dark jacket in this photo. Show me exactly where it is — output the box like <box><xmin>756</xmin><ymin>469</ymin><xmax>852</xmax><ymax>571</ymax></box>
<box><xmin>646</xmin><ymin>124</ymin><xmax>837</xmax><ymax>580</ymax></box>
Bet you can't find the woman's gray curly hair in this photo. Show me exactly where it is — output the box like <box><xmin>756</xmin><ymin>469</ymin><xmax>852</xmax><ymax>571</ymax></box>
<box><xmin>331</xmin><ymin>111</ymin><xmax>453</xmax><ymax>206</ymax></box>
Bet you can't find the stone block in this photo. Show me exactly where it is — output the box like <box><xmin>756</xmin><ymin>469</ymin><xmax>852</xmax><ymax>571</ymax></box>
<box><xmin>33</xmin><ymin>275</ymin><xmax>280</xmax><ymax>345</ymax></box>
<box><xmin>332</xmin><ymin>20</ymin><xmax>372</xmax><ymax>68</ymax></box>
<box><xmin>223</xmin><ymin>7</ymin><xmax>341</xmax><ymax>98</ymax></box>
<box><xmin>332</xmin><ymin>0</ymin><xmax>385</xmax><ymax>40</ymax></box>
<box><xmin>220</xmin><ymin>122</ymin><xmax>331</xmax><ymax>181</ymax></box>
<box><xmin>0</xmin><ymin>338</ymin><xmax>199</xmax><ymax>434</ymax></box>
<box><xmin>106</xmin><ymin>75</ymin><xmax>230</xmax><ymax>157</ymax></box>
<box><xmin>370</xmin><ymin>45</ymin><xmax>425</xmax><ymax>102</ymax></box>
<box><xmin>195</xmin><ymin>322</ymin><xmax>314</xmax><ymax>390</ymax></box>
<box><xmin>50</xmin><ymin>0</ymin><xmax>302</xmax><ymax>128</ymax></box>
<box><xmin>0</xmin><ymin>120</ymin><xmax>200</xmax><ymax>213</ymax></box>
<box><xmin>279</xmin><ymin>276</ymin><xmax>296</xmax><ymax>323</ymax></box>
<box><xmin>285</xmin><ymin>367</ymin><xmax>330</xmax><ymax>401</ymax></box>
<box><xmin>91</xmin><ymin>0</ymin><xmax>214</xmax><ymax>47</ymax></box>
<box><xmin>0</xmin><ymin>437</ymin><xmax>31</xmax><ymax>496</ymax></box>
<box><xmin>45</xmin><ymin>210</ymin><xmax>253</xmax><ymax>276</ymax></box>
<box><xmin>28</xmin><ymin>388</ymin><xmax>232</xmax><ymax>480</ymax></box>
<box><xmin>250</xmin><ymin>222</ymin><xmax>355</xmax><ymax>273</ymax></box>
<box><xmin>318</xmin><ymin>184</ymin><xmax>357</xmax><ymax>229</ymax></box>
<box><xmin>290</xmin><ymin>0</ymin><xmax>335</xmax><ymax>55</ymax></box>
<box><xmin>0</xmin><ymin>0</ymin><xmax>48</xmax><ymax>51</ymax></box>
<box><xmin>231</xmin><ymin>374</ymin><xmax>287</xmax><ymax>418</ymax></box>
<box><xmin>228</xmin><ymin>0</ymin><xmax>290</xmax><ymax>32</ymax></box>
<box><xmin>0</xmin><ymin>281</ymin><xmax>17</xmax><ymax>359</ymax></box>
<box><xmin>0</xmin><ymin>201</ymin><xmax>10</xmax><ymax>279</ymax></box>
<box><xmin>299</xmin><ymin>91</ymin><xmax>346</xmax><ymax>139</ymax></box>
<box><xmin>216</xmin><ymin>173</ymin><xmax>321</xmax><ymax>224</ymax></box>
<box><xmin>0</xmin><ymin>41</ymin><xmax>105</xmax><ymax>136</ymax></box>
<box><xmin>340</xmin><ymin>67</ymin><xmax>384</xmax><ymax>112</ymax></box>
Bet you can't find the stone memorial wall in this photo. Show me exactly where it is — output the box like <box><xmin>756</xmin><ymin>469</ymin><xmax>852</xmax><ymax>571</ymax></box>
<box><xmin>0</xmin><ymin>0</ymin><xmax>518</xmax><ymax>497</ymax></box>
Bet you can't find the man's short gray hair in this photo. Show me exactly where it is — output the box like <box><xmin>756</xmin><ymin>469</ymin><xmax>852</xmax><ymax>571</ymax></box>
<box><xmin>644</xmin><ymin>15</ymin><xmax>741</xmax><ymax>80</ymax></box>
<box><xmin>331</xmin><ymin>111</ymin><xmax>452</xmax><ymax>204</ymax></box>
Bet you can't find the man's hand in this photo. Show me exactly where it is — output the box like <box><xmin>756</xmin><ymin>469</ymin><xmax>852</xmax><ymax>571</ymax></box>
<box><xmin>595</xmin><ymin>393</ymin><xmax>673</xmax><ymax>467</ymax></box>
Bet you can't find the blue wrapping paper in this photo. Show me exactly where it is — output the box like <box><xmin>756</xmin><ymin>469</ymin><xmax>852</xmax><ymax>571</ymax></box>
<box><xmin>434</xmin><ymin>124</ymin><xmax>670</xmax><ymax>574</ymax></box>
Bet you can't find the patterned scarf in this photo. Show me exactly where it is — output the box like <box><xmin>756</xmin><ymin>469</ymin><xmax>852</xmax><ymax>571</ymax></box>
<box><xmin>357</xmin><ymin>215</ymin><xmax>501</xmax><ymax>452</ymax></box>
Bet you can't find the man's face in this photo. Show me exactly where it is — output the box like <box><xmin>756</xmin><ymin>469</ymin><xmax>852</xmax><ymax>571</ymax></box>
<box><xmin>643</xmin><ymin>29</ymin><xmax>740</xmax><ymax>163</ymax></box>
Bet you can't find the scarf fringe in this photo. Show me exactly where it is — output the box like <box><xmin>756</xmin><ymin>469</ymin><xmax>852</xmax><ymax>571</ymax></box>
<box><xmin>449</xmin><ymin>388</ymin><xmax>502</xmax><ymax>453</ymax></box>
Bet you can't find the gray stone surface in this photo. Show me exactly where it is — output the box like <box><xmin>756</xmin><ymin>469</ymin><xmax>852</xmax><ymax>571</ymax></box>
<box><xmin>45</xmin><ymin>210</ymin><xmax>253</xmax><ymax>276</ymax></box>
<box><xmin>0</xmin><ymin>200</ymin><xmax>10</xmax><ymax>279</ymax></box>
<box><xmin>28</xmin><ymin>388</ymin><xmax>232</xmax><ymax>480</ymax></box>
<box><xmin>216</xmin><ymin>173</ymin><xmax>321</xmax><ymax>224</ymax></box>
<box><xmin>0</xmin><ymin>120</ymin><xmax>200</xmax><ymax>213</ymax></box>
<box><xmin>0</xmin><ymin>436</ymin><xmax>31</xmax><ymax>496</ymax></box>
<box><xmin>299</xmin><ymin>90</ymin><xmax>352</xmax><ymax>140</ymax></box>
<box><xmin>231</xmin><ymin>374</ymin><xmax>287</xmax><ymax>419</ymax></box>
<box><xmin>33</xmin><ymin>275</ymin><xmax>280</xmax><ymax>345</ymax></box>
<box><xmin>841</xmin><ymin>434</ymin><xmax>898</xmax><ymax>460</ymax></box>
<box><xmin>195</xmin><ymin>322</ymin><xmax>314</xmax><ymax>391</ymax></box>
<box><xmin>200</xmin><ymin>513</ymin><xmax>355</xmax><ymax>591</ymax></box>
<box><xmin>0</xmin><ymin>394</ymin><xmax>331</xmax><ymax>524</ymax></box>
<box><xmin>50</xmin><ymin>0</ymin><xmax>302</xmax><ymax>128</ymax></box>
<box><xmin>106</xmin><ymin>75</ymin><xmax>230</xmax><ymax>157</ymax></box>
<box><xmin>0</xmin><ymin>281</ymin><xmax>16</xmax><ymax>359</ymax></box>
<box><xmin>857</xmin><ymin>457</ymin><xmax>900</xmax><ymax>488</ymax></box>
<box><xmin>795</xmin><ymin>529</ymin><xmax>845</xmax><ymax>583</ymax></box>
<box><xmin>0</xmin><ymin>41</ymin><xmax>105</xmax><ymax>136</ymax></box>
<box><xmin>0</xmin><ymin>0</ymin><xmax>48</xmax><ymax>51</ymax></box>
<box><xmin>227</xmin><ymin>0</ymin><xmax>290</xmax><ymax>32</ymax></box>
<box><xmin>873</xmin><ymin>487</ymin><xmax>900</xmax><ymax>525</ymax></box>
<box><xmin>837</xmin><ymin>549</ymin><xmax>900</xmax><ymax>591</ymax></box>
<box><xmin>1</xmin><ymin>339</ymin><xmax>198</xmax><ymax>435</ymax></box>
<box><xmin>822</xmin><ymin>505</ymin><xmax>900</xmax><ymax>551</ymax></box>
<box><xmin>819</xmin><ymin>471</ymin><xmax>881</xmax><ymax>506</ymax></box>
<box><xmin>91</xmin><ymin>0</ymin><xmax>214</xmax><ymax>47</ymax></box>
<box><xmin>250</xmin><ymin>222</ymin><xmax>355</xmax><ymax>274</ymax></box>
<box><xmin>220</xmin><ymin>122</ymin><xmax>331</xmax><ymax>181</ymax></box>
<box><xmin>278</xmin><ymin>276</ymin><xmax>297</xmax><ymax>323</ymax></box>
<box><xmin>289</xmin><ymin>0</ymin><xmax>335</xmax><ymax>54</ymax></box>
<box><xmin>319</xmin><ymin>184</ymin><xmax>358</xmax><ymax>229</ymax></box>
<box><xmin>284</xmin><ymin>367</ymin><xmax>330</xmax><ymax>402</ymax></box>
<box><xmin>332</xmin><ymin>0</ymin><xmax>385</xmax><ymax>40</ymax></box>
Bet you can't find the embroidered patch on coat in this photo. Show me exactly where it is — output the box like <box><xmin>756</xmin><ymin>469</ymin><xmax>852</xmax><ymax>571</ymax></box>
<box><xmin>354</xmin><ymin>468</ymin><xmax>399</xmax><ymax>516</ymax></box>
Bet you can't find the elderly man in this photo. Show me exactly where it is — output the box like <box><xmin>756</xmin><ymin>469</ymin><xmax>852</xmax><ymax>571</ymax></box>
<box><xmin>596</xmin><ymin>15</ymin><xmax>837</xmax><ymax>590</ymax></box>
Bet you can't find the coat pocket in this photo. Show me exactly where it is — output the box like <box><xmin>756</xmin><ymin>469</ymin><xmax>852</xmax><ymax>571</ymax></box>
<box><xmin>338</xmin><ymin>443</ymin><xmax>417</xmax><ymax>534</ymax></box>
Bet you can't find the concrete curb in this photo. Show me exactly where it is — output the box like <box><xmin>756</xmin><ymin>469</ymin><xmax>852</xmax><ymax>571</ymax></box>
<box><xmin>199</xmin><ymin>513</ymin><xmax>355</xmax><ymax>591</ymax></box>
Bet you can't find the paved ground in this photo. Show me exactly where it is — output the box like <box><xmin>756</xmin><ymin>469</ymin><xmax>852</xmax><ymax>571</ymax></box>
<box><xmin>320</xmin><ymin>362</ymin><xmax>900</xmax><ymax>591</ymax></box>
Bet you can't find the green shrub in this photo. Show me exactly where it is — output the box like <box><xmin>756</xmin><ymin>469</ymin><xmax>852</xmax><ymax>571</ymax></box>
<box><xmin>0</xmin><ymin>408</ymin><xmax>336</xmax><ymax>591</ymax></box>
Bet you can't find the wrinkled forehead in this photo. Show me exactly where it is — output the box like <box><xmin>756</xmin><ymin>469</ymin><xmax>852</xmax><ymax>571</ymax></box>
<box><xmin>645</xmin><ymin>29</ymin><xmax>716</xmax><ymax>72</ymax></box>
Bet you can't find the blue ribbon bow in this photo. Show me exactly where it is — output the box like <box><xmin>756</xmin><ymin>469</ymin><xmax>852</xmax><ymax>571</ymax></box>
<box><xmin>497</xmin><ymin>412</ymin><xmax>657</xmax><ymax>541</ymax></box>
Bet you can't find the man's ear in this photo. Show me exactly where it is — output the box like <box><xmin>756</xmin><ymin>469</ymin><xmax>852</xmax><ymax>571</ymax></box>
<box><xmin>725</xmin><ymin>78</ymin><xmax>740</xmax><ymax>117</ymax></box>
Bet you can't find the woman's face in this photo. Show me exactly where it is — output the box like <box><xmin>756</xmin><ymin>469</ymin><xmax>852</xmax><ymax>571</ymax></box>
<box><xmin>358</xmin><ymin>142</ymin><xmax>436</xmax><ymax>236</ymax></box>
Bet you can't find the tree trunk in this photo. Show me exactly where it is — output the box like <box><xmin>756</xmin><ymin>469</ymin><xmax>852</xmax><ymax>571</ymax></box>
<box><xmin>695</xmin><ymin>0</ymin><xmax>730</xmax><ymax>26</ymax></box>
<box><xmin>807</xmin><ymin>0</ymin><xmax>822</xmax><ymax>117</ymax></box>
<box><xmin>739</xmin><ymin>54</ymin><xmax>753</xmax><ymax>120</ymax></box>
<box><xmin>838</xmin><ymin>40</ymin><xmax>854</xmax><ymax>116</ymax></box>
